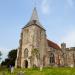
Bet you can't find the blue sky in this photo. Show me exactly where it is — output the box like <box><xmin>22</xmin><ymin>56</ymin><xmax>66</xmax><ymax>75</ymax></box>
<box><xmin>0</xmin><ymin>0</ymin><xmax>75</xmax><ymax>62</ymax></box>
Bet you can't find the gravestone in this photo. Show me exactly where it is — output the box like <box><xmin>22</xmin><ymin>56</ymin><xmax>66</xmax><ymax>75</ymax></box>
<box><xmin>11</xmin><ymin>66</ymin><xmax>14</xmax><ymax>73</ymax></box>
<box><xmin>40</xmin><ymin>66</ymin><xmax>43</xmax><ymax>71</ymax></box>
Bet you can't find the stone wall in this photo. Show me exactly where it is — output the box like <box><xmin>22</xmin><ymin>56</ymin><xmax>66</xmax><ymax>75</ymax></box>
<box><xmin>16</xmin><ymin>22</ymin><xmax>48</xmax><ymax>68</ymax></box>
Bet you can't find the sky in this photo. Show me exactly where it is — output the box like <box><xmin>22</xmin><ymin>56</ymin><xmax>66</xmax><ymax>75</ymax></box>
<box><xmin>0</xmin><ymin>0</ymin><xmax>75</xmax><ymax>62</ymax></box>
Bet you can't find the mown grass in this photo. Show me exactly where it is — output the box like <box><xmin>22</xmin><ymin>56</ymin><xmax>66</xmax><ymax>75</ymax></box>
<box><xmin>0</xmin><ymin>67</ymin><xmax>75</xmax><ymax>75</ymax></box>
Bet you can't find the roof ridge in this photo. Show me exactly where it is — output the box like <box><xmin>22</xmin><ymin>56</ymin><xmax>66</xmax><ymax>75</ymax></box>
<box><xmin>47</xmin><ymin>39</ymin><xmax>60</xmax><ymax>50</ymax></box>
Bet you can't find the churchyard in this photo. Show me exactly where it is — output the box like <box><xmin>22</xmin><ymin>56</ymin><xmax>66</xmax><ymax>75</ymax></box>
<box><xmin>0</xmin><ymin>67</ymin><xmax>75</xmax><ymax>75</ymax></box>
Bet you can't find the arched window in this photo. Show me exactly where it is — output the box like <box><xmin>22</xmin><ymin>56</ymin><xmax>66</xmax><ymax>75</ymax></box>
<box><xmin>49</xmin><ymin>53</ymin><xmax>55</xmax><ymax>64</ymax></box>
<box><xmin>24</xmin><ymin>48</ymin><xmax>28</xmax><ymax>58</ymax></box>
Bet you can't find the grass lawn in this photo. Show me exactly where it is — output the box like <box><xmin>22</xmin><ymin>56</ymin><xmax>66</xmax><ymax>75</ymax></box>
<box><xmin>0</xmin><ymin>67</ymin><xmax>75</xmax><ymax>75</ymax></box>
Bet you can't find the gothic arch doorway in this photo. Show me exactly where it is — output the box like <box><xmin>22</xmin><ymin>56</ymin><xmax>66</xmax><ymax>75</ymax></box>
<box><xmin>25</xmin><ymin>60</ymin><xmax>28</xmax><ymax>68</ymax></box>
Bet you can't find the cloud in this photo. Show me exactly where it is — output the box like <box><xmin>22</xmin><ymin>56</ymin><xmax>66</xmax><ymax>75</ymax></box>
<box><xmin>0</xmin><ymin>48</ymin><xmax>11</xmax><ymax>63</ymax></box>
<box><xmin>66</xmin><ymin>0</ymin><xmax>74</xmax><ymax>8</ymax></box>
<box><xmin>41</xmin><ymin>0</ymin><xmax>50</xmax><ymax>15</ymax></box>
<box><xmin>61</xmin><ymin>29</ymin><xmax>75</xmax><ymax>47</ymax></box>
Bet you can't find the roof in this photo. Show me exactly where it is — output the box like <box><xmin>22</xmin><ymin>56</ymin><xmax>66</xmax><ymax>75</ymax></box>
<box><xmin>23</xmin><ymin>8</ymin><xmax>45</xmax><ymax>30</ymax></box>
<box><xmin>30</xmin><ymin>7</ymin><xmax>39</xmax><ymax>21</ymax></box>
<box><xmin>47</xmin><ymin>39</ymin><xmax>60</xmax><ymax>50</ymax></box>
<box><xmin>23</xmin><ymin>20</ymin><xmax>45</xmax><ymax>30</ymax></box>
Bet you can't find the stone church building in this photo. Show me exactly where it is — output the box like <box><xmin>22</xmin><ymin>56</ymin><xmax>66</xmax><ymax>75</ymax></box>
<box><xmin>15</xmin><ymin>8</ymin><xmax>75</xmax><ymax>68</ymax></box>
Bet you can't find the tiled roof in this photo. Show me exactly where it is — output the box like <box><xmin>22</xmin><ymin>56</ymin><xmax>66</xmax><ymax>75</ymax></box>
<box><xmin>47</xmin><ymin>39</ymin><xmax>60</xmax><ymax>50</ymax></box>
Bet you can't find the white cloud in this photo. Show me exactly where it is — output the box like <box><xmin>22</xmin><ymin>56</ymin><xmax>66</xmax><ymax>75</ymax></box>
<box><xmin>0</xmin><ymin>48</ymin><xmax>11</xmax><ymax>63</ymax></box>
<box><xmin>61</xmin><ymin>29</ymin><xmax>75</xmax><ymax>47</ymax></box>
<box><xmin>41</xmin><ymin>0</ymin><xmax>50</xmax><ymax>15</ymax></box>
<box><xmin>66</xmin><ymin>0</ymin><xmax>74</xmax><ymax>8</ymax></box>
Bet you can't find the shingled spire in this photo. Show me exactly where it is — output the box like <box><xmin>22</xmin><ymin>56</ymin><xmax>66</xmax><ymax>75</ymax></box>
<box><xmin>30</xmin><ymin>7</ymin><xmax>39</xmax><ymax>21</ymax></box>
<box><xmin>24</xmin><ymin>8</ymin><xmax>45</xmax><ymax>30</ymax></box>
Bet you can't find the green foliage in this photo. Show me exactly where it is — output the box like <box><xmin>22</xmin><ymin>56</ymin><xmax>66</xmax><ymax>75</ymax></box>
<box><xmin>8</xmin><ymin>49</ymin><xmax>17</xmax><ymax>60</ymax></box>
<box><xmin>0</xmin><ymin>51</ymin><xmax>2</xmax><ymax>56</ymax></box>
<box><xmin>32</xmin><ymin>48</ymin><xmax>38</xmax><ymax>55</ymax></box>
<box><xmin>31</xmin><ymin>48</ymin><xmax>39</xmax><ymax>59</ymax></box>
<box><xmin>1</xmin><ymin>49</ymin><xmax>17</xmax><ymax>67</ymax></box>
<box><xmin>1</xmin><ymin>67</ymin><xmax>75</xmax><ymax>75</ymax></box>
<box><xmin>1</xmin><ymin>58</ymin><xmax>10</xmax><ymax>67</ymax></box>
<box><xmin>0</xmin><ymin>51</ymin><xmax>2</xmax><ymax>61</ymax></box>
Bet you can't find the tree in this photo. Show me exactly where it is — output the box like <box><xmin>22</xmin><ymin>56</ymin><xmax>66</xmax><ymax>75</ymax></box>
<box><xmin>1</xmin><ymin>49</ymin><xmax>17</xmax><ymax>67</ymax></box>
<box><xmin>0</xmin><ymin>51</ymin><xmax>2</xmax><ymax>61</ymax></box>
<box><xmin>31</xmin><ymin>48</ymin><xmax>39</xmax><ymax>59</ymax></box>
<box><xmin>8</xmin><ymin>49</ymin><xmax>17</xmax><ymax>66</ymax></box>
<box><xmin>1</xmin><ymin>58</ymin><xmax>10</xmax><ymax>67</ymax></box>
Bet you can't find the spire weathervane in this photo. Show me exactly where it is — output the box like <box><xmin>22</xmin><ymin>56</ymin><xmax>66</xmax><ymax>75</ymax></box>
<box><xmin>33</xmin><ymin>0</ymin><xmax>37</xmax><ymax>8</ymax></box>
<box><xmin>34</xmin><ymin>0</ymin><xmax>36</xmax><ymax>7</ymax></box>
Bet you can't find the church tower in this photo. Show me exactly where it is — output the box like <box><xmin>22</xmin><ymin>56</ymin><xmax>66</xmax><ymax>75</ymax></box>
<box><xmin>15</xmin><ymin>8</ymin><xmax>48</xmax><ymax>68</ymax></box>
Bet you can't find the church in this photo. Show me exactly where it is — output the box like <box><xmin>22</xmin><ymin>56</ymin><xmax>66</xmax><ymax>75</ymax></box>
<box><xmin>15</xmin><ymin>8</ymin><xmax>75</xmax><ymax>68</ymax></box>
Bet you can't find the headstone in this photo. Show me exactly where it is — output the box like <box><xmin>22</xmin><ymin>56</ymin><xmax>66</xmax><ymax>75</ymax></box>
<box><xmin>70</xmin><ymin>64</ymin><xmax>74</xmax><ymax>68</ymax></box>
<box><xmin>11</xmin><ymin>66</ymin><xmax>14</xmax><ymax>73</ymax></box>
<box><xmin>40</xmin><ymin>66</ymin><xmax>43</xmax><ymax>71</ymax></box>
